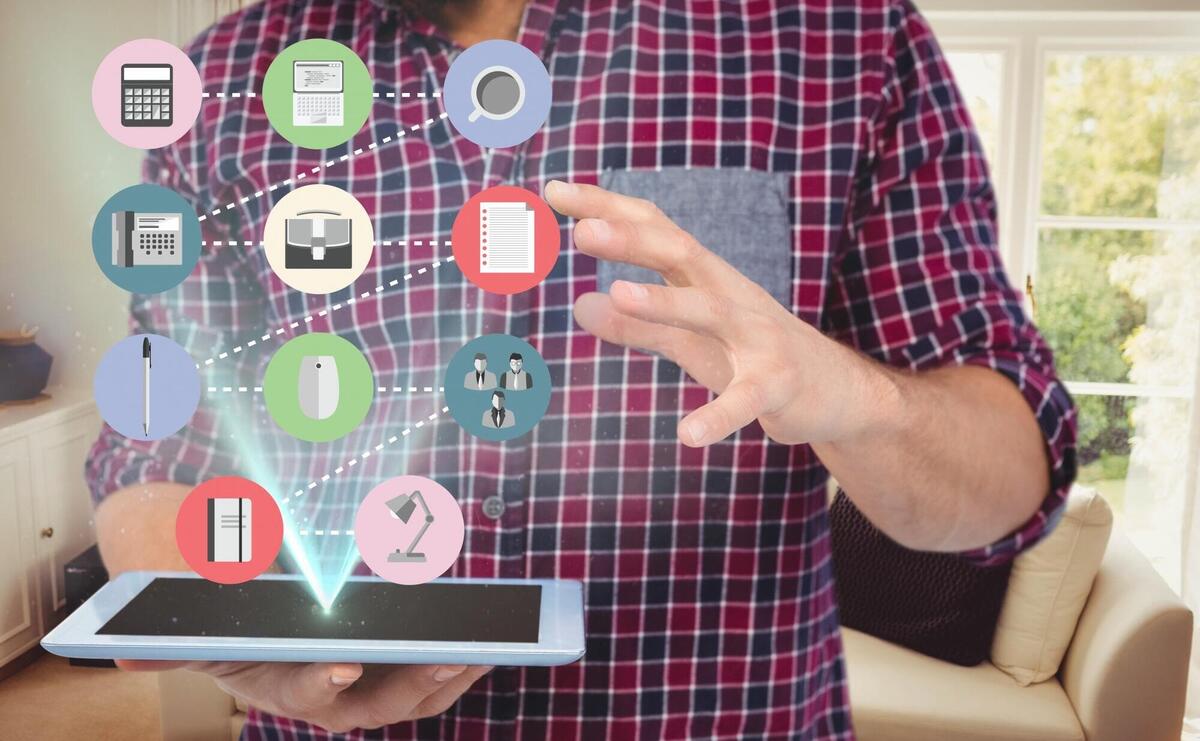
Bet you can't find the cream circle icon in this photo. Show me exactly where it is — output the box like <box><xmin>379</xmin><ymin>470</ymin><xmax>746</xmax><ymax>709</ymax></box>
<box><xmin>263</xmin><ymin>184</ymin><xmax>375</xmax><ymax>295</ymax></box>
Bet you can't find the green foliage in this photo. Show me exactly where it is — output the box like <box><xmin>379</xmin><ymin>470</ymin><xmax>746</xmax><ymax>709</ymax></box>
<box><xmin>1031</xmin><ymin>54</ymin><xmax>1200</xmax><ymax>466</ymax></box>
<box><xmin>1037</xmin><ymin>231</ymin><xmax>1150</xmax><ymax>459</ymax></box>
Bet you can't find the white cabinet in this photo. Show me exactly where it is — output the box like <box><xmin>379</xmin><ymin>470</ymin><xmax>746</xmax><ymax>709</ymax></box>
<box><xmin>0</xmin><ymin>392</ymin><xmax>101</xmax><ymax>669</ymax></box>
<box><xmin>31</xmin><ymin>417</ymin><xmax>103</xmax><ymax>619</ymax></box>
<box><xmin>0</xmin><ymin>437</ymin><xmax>39</xmax><ymax>667</ymax></box>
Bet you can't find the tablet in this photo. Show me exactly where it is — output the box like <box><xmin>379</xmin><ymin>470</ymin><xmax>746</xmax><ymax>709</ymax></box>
<box><xmin>43</xmin><ymin>572</ymin><xmax>585</xmax><ymax>666</ymax></box>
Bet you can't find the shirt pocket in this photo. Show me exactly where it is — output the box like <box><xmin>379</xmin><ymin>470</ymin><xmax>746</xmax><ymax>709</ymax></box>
<box><xmin>597</xmin><ymin>168</ymin><xmax>794</xmax><ymax>309</ymax></box>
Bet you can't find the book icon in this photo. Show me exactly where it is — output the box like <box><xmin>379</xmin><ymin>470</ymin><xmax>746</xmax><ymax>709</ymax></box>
<box><xmin>207</xmin><ymin>497</ymin><xmax>252</xmax><ymax>563</ymax></box>
<box><xmin>480</xmin><ymin>201</ymin><xmax>535</xmax><ymax>274</ymax></box>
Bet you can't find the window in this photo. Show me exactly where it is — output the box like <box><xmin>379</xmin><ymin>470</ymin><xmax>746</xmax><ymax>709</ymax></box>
<box><xmin>944</xmin><ymin>51</ymin><xmax>1004</xmax><ymax>169</ymax></box>
<box><xmin>938</xmin><ymin>20</ymin><xmax>1200</xmax><ymax>593</ymax></box>
<box><xmin>1037</xmin><ymin>52</ymin><xmax>1200</xmax><ymax>589</ymax></box>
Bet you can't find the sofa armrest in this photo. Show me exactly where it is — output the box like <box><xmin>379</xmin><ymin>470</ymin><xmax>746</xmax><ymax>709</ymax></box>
<box><xmin>159</xmin><ymin>669</ymin><xmax>242</xmax><ymax>741</ymax></box>
<box><xmin>1059</xmin><ymin>530</ymin><xmax>1192</xmax><ymax>741</ymax></box>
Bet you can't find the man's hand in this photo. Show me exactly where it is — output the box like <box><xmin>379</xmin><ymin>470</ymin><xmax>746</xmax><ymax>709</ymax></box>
<box><xmin>544</xmin><ymin>179</ymin><xmax>898</xmax><ymax>449</ymax></box>
<box><xmin>544</xmin><ymin>179</ymin><xmax>1050</xmax><ymax>552</ymax></box>
<box><xmin>98</xmin><ymin>486</ymin><xmax>489</xmax><ymax>733</ymax></box>
<box><xmin>117</xmin><ymin>659</ymin><xmax>492</xmax><ymax>733</ymax></box>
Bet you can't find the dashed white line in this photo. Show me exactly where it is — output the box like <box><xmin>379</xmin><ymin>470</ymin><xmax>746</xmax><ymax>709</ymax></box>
<box><xmin>201</xmin><ymin>239</ymin><xmax>449</xmax><ymax>248</ymax></box>
<box><xmin>196</xmin><ymin>112</ymin><xmax>449</xmax><ymax>220</ymax></box>
<box><xmin>194</xmin><ymin>254</ymin><xmax>454</xmax><ymax>368</ymax></box>
<box><xmin>371</xmin><ymin>91</ymin><xmax>442</xmax><ymax>98</ymax></box>
<box><xmin>288</xmin><ymin>406</ymin><xmax>450</xmax><ymax>500</ymax></box>
<box><xmin>376</xmin><ymin>386</ymin><xmax>443</xmax><ymax>393</ymax></box>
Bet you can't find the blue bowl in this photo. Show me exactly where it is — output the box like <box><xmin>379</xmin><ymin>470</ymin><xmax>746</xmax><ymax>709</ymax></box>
<box><xmin>0</xmin><ymin>339</ymin><xmax>53</xmax><ymax>402</ymax></box>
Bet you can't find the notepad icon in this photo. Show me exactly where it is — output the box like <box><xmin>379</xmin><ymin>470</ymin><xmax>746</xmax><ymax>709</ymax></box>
<box><xmin>207</xmin><ymin>497</ymin><xmax>252</xmax><ymax>563</ymax></box>
<box><xmin>480</xmin><ymin>201</ymin><xmax>535</xmax><ymax>273</ymax></box>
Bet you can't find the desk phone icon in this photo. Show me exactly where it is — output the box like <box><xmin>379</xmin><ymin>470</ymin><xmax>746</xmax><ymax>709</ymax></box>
<box><xmin>112</xmin><ymin>211</ymin><xmax>183</xmax><ymax>267</ymax></box>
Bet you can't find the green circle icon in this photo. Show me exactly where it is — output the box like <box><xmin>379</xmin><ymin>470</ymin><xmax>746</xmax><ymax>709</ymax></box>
<box><xmin>263</xmin><ymin>333</ymin><xmax>374</xmax><ymax>442</ymax></box>
<box><xmin>262</xmin><ymin>39</ymin><xmax>373</xmax><ymax>150</ymax></box>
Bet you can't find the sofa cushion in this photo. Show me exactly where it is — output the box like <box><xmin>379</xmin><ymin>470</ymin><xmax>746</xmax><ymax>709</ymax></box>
<box><xmin>842</xmin><ymin>627</ymin><xmax>1084</xmax><ymax>741</ymax></box>
<box><xmin>991</xmin><ymin>486</ymin><xmax>1112</xmax><ymax>685</ymax></box>
<box><xmin>829</xmin><ymin>491</ymin><xmax>1012</xmax><ymax>666</ymax></box>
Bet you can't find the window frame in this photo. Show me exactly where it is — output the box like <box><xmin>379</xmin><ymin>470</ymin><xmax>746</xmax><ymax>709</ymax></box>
<box><xmin>925</xmin><ymin>9</ymin><xmax>1200</xmax><ymax>583</ymax></box>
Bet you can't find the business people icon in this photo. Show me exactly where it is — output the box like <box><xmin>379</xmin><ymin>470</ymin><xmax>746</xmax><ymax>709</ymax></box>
<box><xmin>499</xmin><ymin>352</ymin><xmax>533</xmax><ymax>390</ymax></box>
<box><xmin>464</xmin><ymin>353</ymin><xmax>497</xmax><ymax>390</ymax></box>
<box><xmin>444</xmin><ymin>334</ymin><xmax>551</xmax><ymax>441</ymax></box>
<box><xmin>481</xmin><ymin>391</ymin><xmax>516</xmax><ymax>429</ymax></box>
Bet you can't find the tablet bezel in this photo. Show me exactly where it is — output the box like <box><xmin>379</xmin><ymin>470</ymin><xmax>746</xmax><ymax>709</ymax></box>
<box><xmin>43</xmin><ymin>572</ymin><xmax>585</xmax><ymax>666</ymax></box>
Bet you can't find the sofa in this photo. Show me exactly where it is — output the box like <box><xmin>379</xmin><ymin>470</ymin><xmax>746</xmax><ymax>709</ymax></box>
<box><xmin>158</xmin><ymin>531</ymin><xmax>1191</xmax><ymax>741</ymax></box>
<box><xmin>844</xmin><ymin>530</ymin><xmax>1191</xmax><ymax>741</ymax></box>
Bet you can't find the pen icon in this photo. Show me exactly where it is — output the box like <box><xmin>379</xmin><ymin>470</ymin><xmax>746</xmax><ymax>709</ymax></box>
<box><xmin>142</xmin><ymin>337</ymin><xmax>152</xmax><ymax>436</ymax></box>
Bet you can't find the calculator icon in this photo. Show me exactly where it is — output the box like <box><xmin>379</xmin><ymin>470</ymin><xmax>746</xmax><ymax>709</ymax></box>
<box><xmin>121</xmin><ymin>64</ymin><xmax>173</xmax><ymax>128</ymax></box>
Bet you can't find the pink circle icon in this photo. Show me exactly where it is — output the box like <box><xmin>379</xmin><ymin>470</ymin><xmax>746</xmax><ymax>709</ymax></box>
<box><xmin>354</xmin><ymin>476</ymin><xmax>465</xmax><ymax>585</ymax></box>
<box><xmin>91</xmin><ymin>38</ymin><xmax>203</xmax><ymax>150</ymax></box>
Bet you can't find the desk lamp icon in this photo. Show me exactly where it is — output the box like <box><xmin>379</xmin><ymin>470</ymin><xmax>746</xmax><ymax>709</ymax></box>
<box><xmin>386</xmin><ymin>490</ymin><xmax>434</xmax><ymax>563</ymax></box>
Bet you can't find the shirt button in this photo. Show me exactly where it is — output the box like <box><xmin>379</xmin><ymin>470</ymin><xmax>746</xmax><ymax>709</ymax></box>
<box><xmin>481</xmin><ymin>496</ymin><xmax>506</xmax><ymax>520</ymax></box>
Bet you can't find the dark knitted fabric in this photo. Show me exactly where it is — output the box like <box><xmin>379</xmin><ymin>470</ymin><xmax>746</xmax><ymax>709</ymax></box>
<box><xmin>830</xmin><ymin>490</ymin><xmax>1013</xmax><ymax>666</ymax></box>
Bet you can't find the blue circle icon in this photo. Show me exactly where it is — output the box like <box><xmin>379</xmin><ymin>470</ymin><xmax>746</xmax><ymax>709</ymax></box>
<box><xmin>93</xmin><ymin>334</ymin><xmax>200</xmax><ymax>441</ymax></box>
<box><xmin>91</xmin><ymin>184</ymin><xmax>202</xmax><ymax>294</ymax></box>
<box><xmin>443</xmin><ymin>334</ymin><xmax>552</xmax><ymax>441</ymax></box>
<box><xmin>444</xmin><ymin>40</ymin><xmax>552</xmax><ymax>149</ymax></box>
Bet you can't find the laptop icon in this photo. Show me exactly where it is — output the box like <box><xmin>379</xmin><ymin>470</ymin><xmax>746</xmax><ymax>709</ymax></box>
<box><xmin>293</xmin><ymin>60</ymin><xmax>344</xmax><ymax>126</ymax></box>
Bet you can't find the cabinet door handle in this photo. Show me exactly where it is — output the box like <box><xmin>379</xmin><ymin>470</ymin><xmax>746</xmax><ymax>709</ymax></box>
<box><xmin>40</xmin><ymin>527</ymin><xmax>54</xmax><ymax>539</ymax></box>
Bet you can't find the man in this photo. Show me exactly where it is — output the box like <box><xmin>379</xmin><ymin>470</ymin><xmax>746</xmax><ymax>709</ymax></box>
<box><xmin>464</xmin><ymin>352</ymin><xmax>496</xmax><ymax>390</ymax></box>
<box><xmin>481</xmin><ymin>390</ymin><xmax>516</xmax><ymax>429</ymax></box>
<box><xmin>90</xmin><ymin>0</ymin><xmax>1077</xmax><ymax>739</ymax></box>
<box><xmin>497</xmin><ymin>352</ymin><xmax>532</xmax><ymax>390</ymax></box>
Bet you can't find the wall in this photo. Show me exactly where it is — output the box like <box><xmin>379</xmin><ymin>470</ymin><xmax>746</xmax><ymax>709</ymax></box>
<box><xmin>0</xmin><ymin>1</ymin><xmax>175</xmax><ymax>393</ymax></box>
<box><xmin>920</xmin><ymin>0</ymin><xmax>1200</xmax><ymax>11</ymax></box>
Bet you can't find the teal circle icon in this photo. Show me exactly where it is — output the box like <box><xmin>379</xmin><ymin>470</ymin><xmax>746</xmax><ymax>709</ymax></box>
<box><xmin>263</xmin><ymin>333</ymin><xmax>375</xmax><ymax>442</ymax></box>
<box><xmin>91</xmin><ymin>184</ymin><xmax>202</xmax><ymax>294</ymax></box>
<box><xmin>261</xmin><ymin>39</ymin><xmax>373</xmax><ymax>150</ymax></box>
<box><xmin>443</xmin><ymin>334</ymin><xmax>551</xmax><ymax>441</ymax></box>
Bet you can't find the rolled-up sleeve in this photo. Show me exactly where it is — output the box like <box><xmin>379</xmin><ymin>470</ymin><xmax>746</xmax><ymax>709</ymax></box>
<box><xmin>824</xmin><ymin>0</ymin><xmax>1078</xmax><ymax>565</ymax></box>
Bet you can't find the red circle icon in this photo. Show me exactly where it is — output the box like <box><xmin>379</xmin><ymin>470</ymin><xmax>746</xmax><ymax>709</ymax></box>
<box><xmin>451</xmin><ymin>185</ymin><xmax>561</xmax><ymax>295</ymax></box>
<box><xmin>175</xmin><ymin>476</ymin><xmax>284</xmax><ymax>584</ymax></box>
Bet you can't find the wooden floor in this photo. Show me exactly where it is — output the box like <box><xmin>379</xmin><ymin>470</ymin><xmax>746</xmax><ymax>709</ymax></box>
<box><xmin>0</xmin><ymin>653</ymin><xmax>160</xmax><ymax>740</ymax></box>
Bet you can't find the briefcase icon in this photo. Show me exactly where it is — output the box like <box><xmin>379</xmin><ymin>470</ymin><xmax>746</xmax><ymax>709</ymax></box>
<box><xmin>285</xmin><ymin>210</ymin><xmax>353</xmax><ymax>269</ymax></box>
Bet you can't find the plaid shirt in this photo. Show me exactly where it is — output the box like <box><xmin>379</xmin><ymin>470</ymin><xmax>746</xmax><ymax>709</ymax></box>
<box><xmin>86</xmin><ymin>1</ymin><xmax>1078</xmax><ymax>739</ymax></box>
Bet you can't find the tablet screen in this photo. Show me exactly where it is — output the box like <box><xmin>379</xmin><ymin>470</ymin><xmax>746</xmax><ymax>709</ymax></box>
<box><xmin>98</xmin><ymin>578</ymin><xmax>541</xmax><ymax>643</ymax></box>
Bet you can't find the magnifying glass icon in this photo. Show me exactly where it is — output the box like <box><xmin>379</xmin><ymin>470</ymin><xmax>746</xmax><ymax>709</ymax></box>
<box><xmin>468</xmin><ymin>65</ymin><xmax>526</xmax><ymax>123</ymax></box>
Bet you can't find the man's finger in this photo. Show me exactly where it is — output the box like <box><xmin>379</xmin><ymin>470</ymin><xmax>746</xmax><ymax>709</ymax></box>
<box><xmin>574</xmin><ymin>292</ymin><xmax>733</xmax><ymax>391</ymax></box>
<box><xmin>678</xmin><ymin>380</ymin><xmax>766</xmax><ymax>447</ymax></box>
<box><xmin>608</xmin><ymin>281</ymin><xmax>743</xmax><ymax>343</ymax></box>
<box><xmin>279</xmin><ymin>662</ymin><xmax>363</xmax><ymax>711</ymax></box>
<box><xmin>412</xmin><ymin>665</ymin><xmax>494</xmax><ymax>719</ymax></box>
<box><xmin>327</xmin><ymin>664</ymin><xmax>474</xmax><ymax>730</ymax></box>
<box><xmin>544</xmin><ymin>180</ymin><xmax>664</xmax><ymax>225</ymax></box>
<box><xmin>573</xmin><ymin>218</ymin><xmax>740</xmax><ymax>290</ymax></box>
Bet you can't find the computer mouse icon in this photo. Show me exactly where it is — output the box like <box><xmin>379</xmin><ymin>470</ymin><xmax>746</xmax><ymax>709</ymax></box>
<box><xmin>297</xmin><ymin>355</ymin><xmax>339</xmax><ymax>420</ymax></box>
